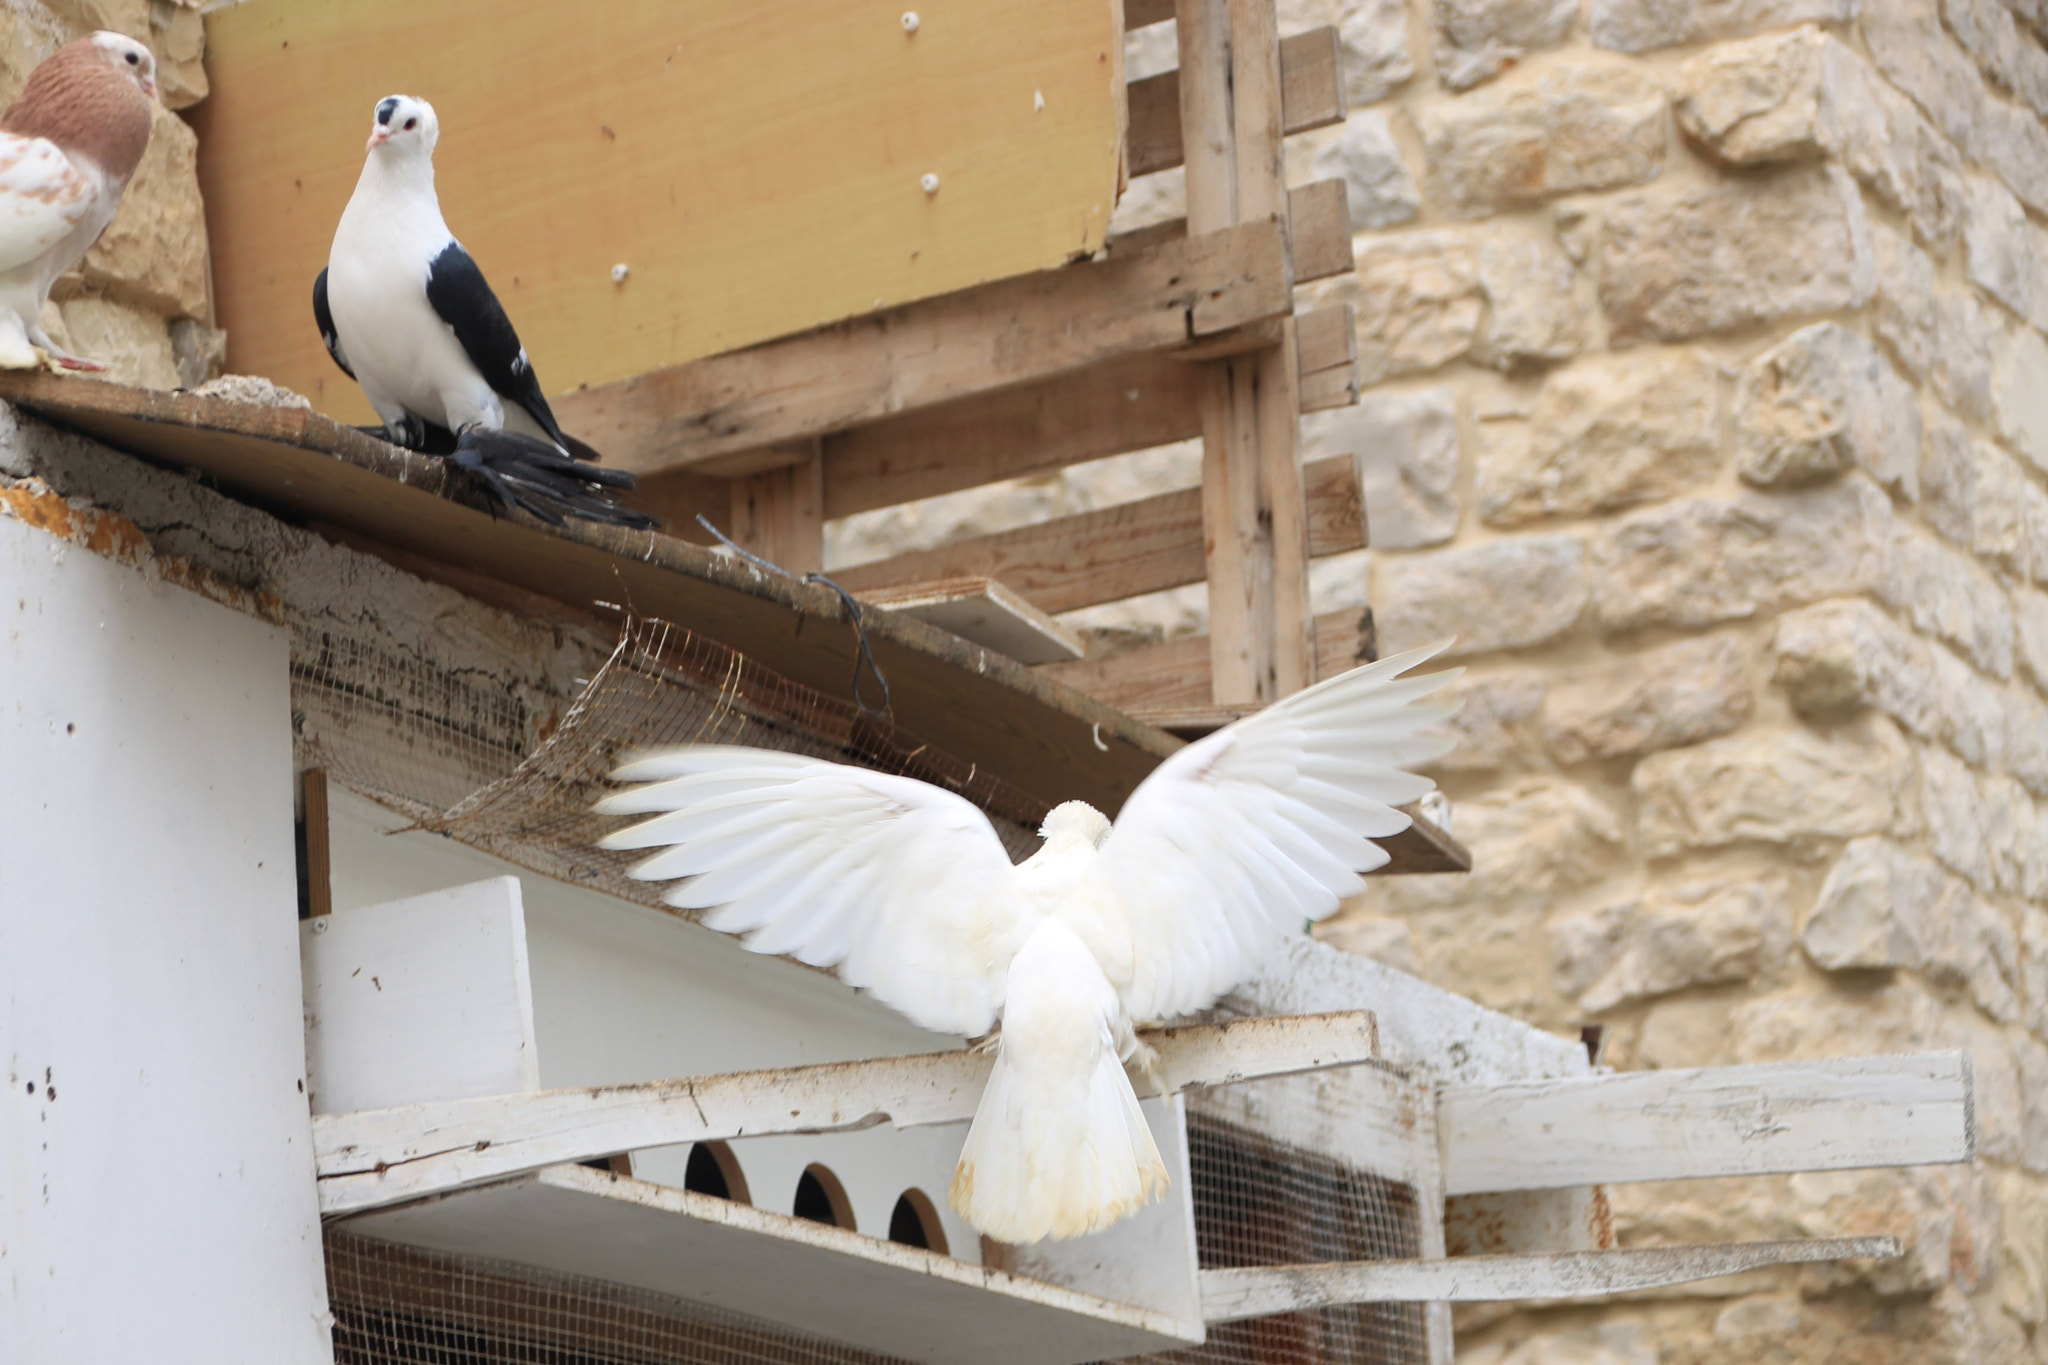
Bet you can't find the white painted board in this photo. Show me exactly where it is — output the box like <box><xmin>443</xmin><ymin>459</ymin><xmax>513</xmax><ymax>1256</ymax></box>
<box><xmin>347</xmin><ymin>1163</ymin><xmax>1206</xmax><ymax>1365</ymax></box>
<box><xmin>864</xmin><ymin>576</ymin><xmax>1086</xmax><ymax>664</ymax></box>
<box><xmin>1441</xmin><ymin>1053</ymin><xmax>1975</xmax><ymax>1195</ymax></box>
<box><xmin>301</xmin><ymin>877</ymin><xmax>537</xmax><ymax>1114</ymax></box>
<box><xmin>0</xmin><ymin>513</ymin><xmax>331</xmax><ymax>1363</ymax></box>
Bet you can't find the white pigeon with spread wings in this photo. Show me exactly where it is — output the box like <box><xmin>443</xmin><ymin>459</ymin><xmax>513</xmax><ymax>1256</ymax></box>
<box><xmin>596</xmin><ymin>645</ymin><xmax>1458</xmax><ymax>1244</ymax></box>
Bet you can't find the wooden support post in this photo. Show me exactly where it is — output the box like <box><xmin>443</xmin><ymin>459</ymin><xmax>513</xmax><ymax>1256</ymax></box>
<box><xmin>730</xmin><ymin>440</ymin><xmax>824</xmax><ymax>573</ymax></box>
<box><xmin>1178</xmin><ymin>0</ymin><xmax>1313</xmax><ymax>705</ymax></box>
<box><xmin>299</xmin><ymin>768</ymin><xmax>331</xmax><ymax>920</ymax></box>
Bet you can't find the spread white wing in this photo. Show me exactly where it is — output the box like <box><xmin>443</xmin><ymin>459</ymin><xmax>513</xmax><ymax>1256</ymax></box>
<box><xmin>595</xmin><ymin>747</ymin><xmax>1029</xmax><ymax>1037</ymax></box>
<box><xmin>1082</xmin><ymin>643</ymin><xmax>1459</xmax><ymax>1023</ymax></box>
<box><xmin>0</xmin><ymin>133</ymin><xmax>95</xmax><ymax>273</ymax></box>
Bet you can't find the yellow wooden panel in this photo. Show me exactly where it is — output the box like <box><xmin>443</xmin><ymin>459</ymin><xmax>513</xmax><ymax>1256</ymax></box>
<box><xmin>193</xmin><ymin>0</ymin><xmax>1125</xmax><ymax>428</ymax></box>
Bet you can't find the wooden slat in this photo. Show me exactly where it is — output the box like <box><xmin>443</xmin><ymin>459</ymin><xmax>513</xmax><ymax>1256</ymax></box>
<box><xmin>862</xmin><ymin>576</ymin><xmax>1086</xmax><ymax>665</ymax></box>
<box><xmin>1296</xmin><ymin>303</ymin><xmax>1362</xmax><ymax>413</ymax></box>
<box><xmin>1125</xmin><ymin>0</ymin><xmax>1175</xmax><ymax>27</ymax></box>
<box><xmin>832</xmin><ymin>455</ymin><xmax>1361</xmax><ymax>616</ymax></box>
<box><xmin>300</xmin><ymin>768</ymin><xmax>331</xmax><ymax>920</ymax></box>
<box><xmin>551</xmin><ymin>219</ymin><xmax>1292</xmax><ymax>480</ymax></box>
<box><xmin>1441</xmin><ymin>1054</ymin><xmax>1976</xmax><ymax>1197</ymax></box>
<box><xmin>1038</xmin><ymin>601</ymin><xmax>1377</xmax><ymax>713</ymax></box>
<box><xmin>197</xmin><ymin>0</ymin><xmax>1126</xmax><ymax>429</ymax></box>
<box><xmin>1199</xmin><ymin>1239</ymin><xmax>1902</xmax><ymax>1319</ymax></box>
<box><xmin>729</xmin><ymin>443</ymin><xmax>824</xmax><ymax>574</ymax></box>
<box><xmin>1126</xmin><ymin>27</ymin><xmax>1346</xmax><ymax>179</ymax></box>
<box><xmin>1108</xmin><ymin>179</ymin><xmax>1355</xmax><ymax>284</ymax></box>
<box><xmin>820</xmin><ymin>303</ymin><xmax>1359</xmax><ymax>519</ymax></box>
<box><xmin>314</xmin><ymin>1011</ymin><xmax>1380</xmax><ymax>1216</ymax></box>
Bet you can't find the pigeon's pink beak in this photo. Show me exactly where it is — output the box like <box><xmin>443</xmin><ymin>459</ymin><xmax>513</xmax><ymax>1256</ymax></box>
<box><xmin>141</xmin><ymin>74</ymin><xmax>157</xmax><ymax>100</ymax></box>
<box><xmin>366</xmin><ymin>127</ymin><xmax>391</xmax><ymax>152</ymax></box>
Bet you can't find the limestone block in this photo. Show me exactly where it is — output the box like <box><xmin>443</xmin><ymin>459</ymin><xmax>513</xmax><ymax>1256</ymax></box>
<box><xmin>1315</xmin><ymin>911</ymin><xmax>1421</xmax><ymax>975</ymax></box>
<box><xmin>1930</xmin><ymin>287</ymin><xmax>1998</xmax><ymax>424</ymax></box>
<box><xmin>2028</xmin><ymin>907</ymin><xmax>2048</xmax><ymax>1039</ymax></box>
<box><xmin>1475</xmin><ymin>1323</ymin><xmax>1657</xmax><ymax>1365</ymax></box>
<box><xmin>1880</xmin><ymin>526</ymin><xmax>2016</xmax><ymax>680</ymax></box>
<box><xmin>80</xmin><ymin>103</ymin><xmax>210</xmax><ymax>321</ymax></box>
<box><xmin>1368</xmin><ymin>775</ymin><xmax>1625</xmax><ymax>912</ymax></box>
<box><xmin>44</xmin><ymin>0</ymin><xmax>150</xmax><ymax>41</ymax></box>
<box><xmin>1733</xmin><ymin>323</ymin><xmax>1918</xmax><ymax>495</ymax></box>
<box><xmin>1434</xmin><ymin>672</ymin><xmax>1546</xmax><ymax>772</ymax></box>
<box><xmin>1632</xmin><ymin>721</ymin><xmax>1906</xmax><ymax>858</ymax></box>
<box><xmin>1417</xmin><ymin>59</ymin><xmax>1666</xmax><ymax>219</ymax></box>
<box><xmin>1405</xmin><ymin>901</ymin><xmax>1558</xmax><ymax>1020</ymax></box>
<box><xmin>1319</xmin><ymin>386</ymin><xmax>1460</xmax><ymax>549</ymax></box>
<box><xmin>1337</xmin><ymin>0</ymin><xmax>1415</xmax><ymax>105</ymax></box>
<box><xmin>2006</xmin><ymin>688</ymin><xmax>2048</xmax><ymax>796</ymax></box>
<box><xmin>1942</xmin><ymin>1007</ymin><xmax>2024</xmax><ymax>1163</ymax></box>
<box><xmin>1599</xmin><ymin>165</ymin><xmax>1873</xmax><ymax>345</ymax></box>
<box><xmin>1922</xmin><ymin>412</ymin><xmax>2048</xmax><ymax>582</ymax></box>
<box><xmin>1590</xmin><ymin>0</ymin><xmax>1855</xmax><ymax>53</ymax></box>
<box><xmin>1373</xmin><ymin>533</ymin><xmax>1587</xmax><ymax>658</ymax></box>
<box><xmin>1817</xmin><ymin>39</ymin><xmax>1968</xmax><ymax>251</ymax></box>
<box><xmin>1730</xmin><ymin>979</ymin><xmax>1943</xmax><ymax>1062</ymax></box>
<box><xmin>1472</xmin><ymin>235</ymin><xmax>1588</xmax><ymax>369</ymax></box>
<box><xmin>1944</xmin><ymin>0</ymin><xmax>2048</xmax><ymax>119</ymax></box>
<box><xmin>1542</xmin><ymin>633</ymin><xmax>1753</xmax><ymax>764</ymax></box>
<box><xmin>1921</xmin><ymin>743</ymin><xmax>1995</xmax><ymax>886</ymax></box>
<box><xmin>1478</xmin><ymin>348</ymin><xmax>1719</xmax><ymax>526</ymax></box>
<box><xmin>1981</xmin><ymin>775</ymin><xmax>2044</xmax><ymax>901</ymax></box>
<box><xmin>1992</xmin><ymin>325</ymin><xmax>2048</xmax><ymax>477</ymax></box>
<box><xmin>2017</xmin><ymin>585</ymin><xmax>2048</xmax><ymax>689</ymax></box>
<box><xmin>1591</xmin><ymin>479</ymin><xmax>1889</xmax><ymax>634</ymax></box>
<box><xmin>149</xmin><ymin>0</ymin><xmax>208</xmax><ymax>111</ymax></box>
<box><xmin>1789</xmin><ymin>1166</ymin><xmax>2001</xmax><ymax>1296</ymax></box>
<box><xmin>1672</xmin><ymin>26</ymin><xmax>1827</xmax><ymax>166</ymax></box>
<box><xmin>1428</xmin><ymin>0</ymin><xmax>1577</xmax><ymax>91</ymax></box>
<box><xmin>1802</xmin><ymin>836</ymin><xmax>2021</xmax><ymax>1021</ymax></box>
<box><xmin>1871</xmin><ymin>221</ymin><xmax>1936</xmax><ymax>377</ymax></box>
<box><xmin>1551</xmin><ymin>876</ymin><xmax>1792</xmax><ymax>1012</ymax></box>
<box><xmin>1964</xmin><ymin>175</ymin><xmax>2048</xmax><ymax>334</ymax></box>
<box><xmin>1308</xmin><ymin>112</ymin><xmax>1419</xmax><ymax>231</ymax></box>
<box><xmin>1993</xmin><ymin>1168</ymin><xmax>2048</xmax><ymax>1326</ymax></box>
<box><xmin>50</xmin><ymin>296</ymin><xmax>179</xmax><ymax>389</ymax></box>
<box><xmin>2000</xmin><ymin>0</ymin><xmax>2048</xmax><ymax>40</ymax></box>
<box><xmin>2017</xmin><ymin>1038</ymin><xmax>2048</xmax><ymax>1173</ymax></box>
<box><xmin>1351</xmin><ymin>230</ymin><xmax>1482</xmax><ymax>383</ymax></box>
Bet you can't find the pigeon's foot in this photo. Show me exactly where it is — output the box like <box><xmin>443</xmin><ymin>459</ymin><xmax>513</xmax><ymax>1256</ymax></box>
<box><xmin>49</xmin><ymin>354</ymin><xmax>106</xmax><ymax>373</ymax></box>
<box><xmin>968</xmin><ymin>1029</ymin><xmax>1003</xmax><ymax>1056</ymax></box>
<box><xmin>0</xmin><ymin>314</ymin><xmax>40</xmax><ymax>370</ymax></box>
<box><xmin>23</xmin><ymin>323</ymin><xmax>104</xmax><ymax>374</ymax></box>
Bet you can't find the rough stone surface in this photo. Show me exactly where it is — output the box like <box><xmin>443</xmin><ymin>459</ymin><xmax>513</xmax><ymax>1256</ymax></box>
<box><xmin>1921</xmin><ymin>742</ymin><xmax>1996</xmax><ymax>886</ymax></box>
<box><xmin>1729</xmin><ymin>980</ymin><xmax>1943</xmax><ymax>1062</ymax></box>
<box><xmin>1599</xmin><ymin>165</ymin><xmax>1874</xmax><ymax>345</ymax></box>
<box><xmin>1434</xmin><ymin>672</ymin><xmax>1548</xmax><ymax>771</ymax></box>
<box><xmin>1632</xmin><ymin>720</ymin><xmax>1907</xmax><ymax>858</ymax></box>
<box><xmin>1551</xmin><ymin>876</ymin><xmax>1792</xmax><ymax>1012</ymax></box>
<box><xmin>2006</xmin><ymin>687</ymin><xmax>2048</xmax><ymax>796</ymax></box>
<box><xmin>1589</xmin><ymin>0</ymin><xmax>1855</xmax><ymax>53</ymax></box>
<box><xmin>1818</xmin><ymin>39</ymin><xmax>1969</xmax><ymax>250</ymax></box>
<box><xmin>1337</xmin><ymin>0</ymin><xmax>1417</xmax><ymax>105</ymax></box>
<box><xmin>1368</xmin><ymin>775</ymin><xmax>1626</xmax><ymax>911</ymax></box>
<box><xmin>1429</xmin><ymin>0</ymin><xmax>1579</xmax><ymax>91</ymax></box>
<box><xmin>1313</xmin><ymin>913</ymin><xmax>1421</xmax><ymax>975</ymax></box>
<box><xmin>1543</xmin><ymin>633</ymin><xmax>1753</xmax><ymax>764</ymax></box>
<box><xmin>1672</xmin><ymin>26</ymin><xmax>1827</xmax><ymax>166</ymax></box>
<box><xmin>1591</xmin><ymin>479</ymin><xmax>1889</xmax><ymax>633</ymax></box>
<box><xmin>1308</xmin><ymin>112</ymin><xmax>1421</xmax><ymax>231</ymax></box>
<box><xmin>1733</xmin><ymin>322</ymin><xmax>1919</xmax><ymax>495</ymax></box>
<box><xmin>2017</xmin><ymin>586</ymin><xmax>2048</xmax><ymax>689</ymax></box>
<box><xmin>150</xmin><ymin>0</ymin><xmax>207</xmax><ymax>110</ymax></box>
<box><xmin>1963</xmin><ymin>174</ymin><xmax>2048</xmax><ymax>334</ymax></box>
<box><xmin>78</xmin><ymin>104</ymin><xmax>209</xmax><ymax>321</ymax></box>
<box><xmin>1802</xmin><ymin>836</ymin><xmax>2021</xmax><ymax>1021</ymax></box>
<box><xmin>1472</xmin><ymin>235</ymin><xmax>1589</xmax><ymax>368</ymax></box>
<box><xmin>1478</xmin><ymin>349</ymin><xmax>1718</xmax><ymax>526</ymax></box>
<box><xmin>1944</xmin><ymin>0</ymin><xmax>2048</xmax><ymax>119</ymax></box>
<box><xmin>1992</xmin><ymin>325</ymin><xmax>2048</xmax><ymax>477</ymax></box>
<box><xmin>1417</xmin><ymin>59</ymin><xmax>1667</xmax><ymax>219</ymax></box>
<box><xmin>1930</xmin><ymin>287</ymin><xmax>1999</xmax><ymax>424</ymax></box>
<box><xmin>1921</xmin><ymin>412</ymin><xmax>2048</xmax><ymax>581</ymax></box>
<box><xmin>1880</xmin><ymin>526</ymin><xmax>2017</xmax><ymax>680</ymax></box>
<box><xmin>47</xmin><ymin>296</ymin><xmax>178</xmax><ymax>390</ymax></box>
<box><xmin>1351</xmin><ymin>230</ymin><xmax>1482</xmax><ymax>383</ymax></box>
<box><xmin>1789</xmin><ymin>1166</ymin><xmax>2003</xmax><ymax>1296</ymax></box>
<box><xmin>1323</xmin><ymin>387</ymin><xmax>1461</xmax><ymax>550</ymax></box>
<box><xmin>1373</xmin><ymin>534</ymin><xmax>1588</xmax><ymax>658</ymax></box>
<box><xmin>1871</xmin><ymin>220</ymin><xmax>1937</xmax><ymax>376</ymax></box>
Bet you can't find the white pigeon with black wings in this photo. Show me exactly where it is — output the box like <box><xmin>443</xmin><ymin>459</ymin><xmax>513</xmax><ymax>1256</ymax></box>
<box><xmin>595</xmin><ymin>644</ymin><xmax>1459</xmax><ymax>1245</ymax></box>
<box><xmin>318</xmin><ymin>94</ymin><xmax>652</xmax><ymax>529</ymax></box>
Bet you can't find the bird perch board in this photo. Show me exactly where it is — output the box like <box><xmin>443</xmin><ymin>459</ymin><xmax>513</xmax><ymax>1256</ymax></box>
<box><xmin>194</xmin><ymin>0</ymin><xmax>1127</xmax><ymax>428</ymax></box>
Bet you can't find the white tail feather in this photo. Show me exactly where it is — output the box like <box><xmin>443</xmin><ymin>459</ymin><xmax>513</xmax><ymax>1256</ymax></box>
<box><xmin>949</xmin><ymin>922</ymin><xmax>1169</xmax><ymax>1244</ymax></box>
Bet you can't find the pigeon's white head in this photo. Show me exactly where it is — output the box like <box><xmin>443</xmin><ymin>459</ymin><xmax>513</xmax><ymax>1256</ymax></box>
<box><xmin>365</xmin><ymin>94</ymin><xmax>438</xmax><ymax>159</ymax></box>
<box><xmin>1040</xmin><ymin>800</ymin><xmax>1112</xmax><ymax>849</ymax></box>
<box><xmin>86</xmin><ymin>31</ymin><xmax>157</xmax><ymax>102</ymax></box>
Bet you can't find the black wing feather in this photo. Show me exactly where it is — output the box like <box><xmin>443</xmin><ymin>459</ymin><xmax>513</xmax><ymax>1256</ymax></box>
<box><xmin>423</xmin><ymin>242</ymin><xmax>579</xmax><ymax>454</ymax></box>
<box><xmin>312</xmin><ymin>268</ymin><xmax>355</xmax><ymax>380</ymax></box>
<box><xmin>449</xmin><ymin>429</ymin><xmax>658</xmax><ymax>530</ymax></box>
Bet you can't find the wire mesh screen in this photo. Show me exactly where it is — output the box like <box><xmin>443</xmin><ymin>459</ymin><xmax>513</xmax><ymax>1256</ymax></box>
<box><xmin>325</xmin><ymin>1229</ymin><xmax>921</xmax><ymax>1365</ymax></box>
<box><xmin>292</xmin><ymin>616</ymin><xmax>1053</xmax><ymax>908</ymax></box>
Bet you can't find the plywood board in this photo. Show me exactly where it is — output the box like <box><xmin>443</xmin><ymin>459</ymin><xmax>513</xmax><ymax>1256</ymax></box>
<box><xmin>195</xmin><ymin>0</ymin><xmax>1126</xmax><ymax>427</ymax></box>
<box><xmin>863</xmin><ymin>576</ymin><xmax>1086</xmax><ymax>664</ymax></box>
<box><xmin>348</xmin><ymin>1164</ymin><xmax>1205</xmax><ymax>1365</ymax></box>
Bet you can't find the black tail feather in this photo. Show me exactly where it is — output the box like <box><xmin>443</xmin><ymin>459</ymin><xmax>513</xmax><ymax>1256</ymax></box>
<box><xmin>449</xmin><ymin>428</ymin><xmax>660</xmax><ymax>530</ymax></box>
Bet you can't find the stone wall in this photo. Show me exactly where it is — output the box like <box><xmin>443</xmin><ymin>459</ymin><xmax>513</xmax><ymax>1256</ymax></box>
<box><xmin>0</xmin><ymin>0</ymin><xmax>218</xmax><ymax>387</ymax></box>
<box><xmin>1274</xmin><ymin>1</ymin><xmax>2048</xmax><ymax>1360</ymax></box>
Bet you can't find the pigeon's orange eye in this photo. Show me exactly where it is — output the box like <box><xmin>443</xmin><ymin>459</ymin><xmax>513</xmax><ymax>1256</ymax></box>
<box><xmin>404</xmin><ymin>118</ymin><xmax>417</xmax><ymax>130</ymax></box>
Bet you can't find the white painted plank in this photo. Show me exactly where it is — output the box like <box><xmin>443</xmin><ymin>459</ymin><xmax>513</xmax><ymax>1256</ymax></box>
<box><xmin>864</xmin><ymin>576</ymin><xmax>1087</xmax><ymax>664</ymax></box>
<box><xmin>0</xmin><ymin>513</ymin><xmax>331</xmax><ymax>1363</ymax></box>
<box><xmin>301</xmin><ymin>877</ymin><xmax>537</xmax><ymax>1115</ymax></box>
<box><xmin>1197</xmin><ymin>1237</ymin><xmax>1902</xmax><ymax>1318</ymax></box>
<box><xmin>316</xmin><ymin>1011</ymin><xmax>1380</xmax><ymax>1215</ymax></box>
<box><xmin>349</xmin><ymin>1163</ymin><xmax>1205</xmax><ymax>1365</ymax></box>
<box><xmin>1441</xmin><ymin>1054</ymin><xmax>1974</xmax><ymax>1196</ymax></box>
<box><xmin>1191</xmin><ymin>1062</ymin><xmax>1435</xmax><ymax>1189</ymax></box>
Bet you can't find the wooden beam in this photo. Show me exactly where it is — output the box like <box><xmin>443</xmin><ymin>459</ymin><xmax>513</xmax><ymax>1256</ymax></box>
<box><xmin>299</xmin><ymin>768</ymin><xmax>331</xmax><ymax>921</ymax></box>
<box><xmin>1296</xmin><ymin>303</ymin><xmax>1362</xmax><ymax>413</ymax></box>
<box><xmin>1440</xmin><ymin>1054</ymin><xmax>1976</xmax><ymax>1197</ymax></box>
<box><xmin>1125</xmin><ymin>0</ymin><xmax>1175</xmax><ymax>27</ymax></box>
<box><xmin>1037</xmin><ymin>601</ymin><xmax>1377</xmax><ymax>714</ymax></box>
<box><xmin>861</xmin><ymin>576</ymin><xmax>1086</xmax><ymax>665</ymax></box>
<box><xmin>821</xmin><ymin>303</ymin><xmax>1357</xmax><ymax>519</ymax></box>
<box><xmin>729</xmin><ymin>442</ymin><xmax>824</xmax><ymax>574</ymax></box>
<box><xmin>315</xmin><ymin>1011</ymin><xmax>1380</xmax><ymax>1216</ymax></box>
<box><xmin>1198</xmin><ymin>1239</ymin><xmax>1902</xmax><ymax>1319</ymax></box>
<box><xmin>551</xmin><ymin>219</ymin><xmax>1292</xmax><ymax>480</ymax></box>
<box><xmin>1126</xmin><ymin>27</ymin><xmax>1346</xmax><ymax>179</ymax></box>
<box><xmin>1108</xmin><ymin>179</ymin><xmax>1355</xmax><ymax>285</ymax></box>
<box><xmin>832</xmin><ymin>454</ymin><xmax>1362</xmax><ymax>617</ymax></box>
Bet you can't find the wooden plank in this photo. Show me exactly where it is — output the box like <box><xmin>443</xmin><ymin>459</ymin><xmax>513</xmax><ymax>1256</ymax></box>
<box><xmin>1107</xmin><ymin>180</ymin><xmax>1355</xmax><ymax>285</ymax></box>
<box><xmin>1040</xmin><ymin>601</ymin><xmax>1379</xmax><ymax>713</ymax></box>
<box><xmin>821</xmin><ymin>303</ymin><xmax>1357</xmax><ymax>519</ymax></box>
<box><xmin>831</xmin><ymin>455</ymin><xmax>1361</xmax><ymax>617</ymax></box>
<box><xmin>1297</xmin><ymin>302</ymin><xmax>1362</xmax><ymax>413</ymax></box>
<box><xmin>1126</xmin><ymin>27</ymin><xmax>1346</xmax><ymax>178</ymax></box>
<box><xmin>315</xmin><ymin>1011</ymin><xmax>1380</xmax><ymax>1215</ymax></box>
<box><xmin>1125</xmin><ymin>0</ymin><xmax>1175</xmax><ymax>27</ymax></box>
<box><xmin>550</xmin><ymin>219</ymin><xmax>1293</xmax><ymax>479</ymax></box>
<box><xmin>1198</xmin><ymin>1239</ymin><xmax>1902</xmax><ymax>1319</ymax></box>
<box><xmin>730</xmin><ymin>443</ymin><xmax>824</xmax><ymax>574</ymax></box>
<box><xmin>300</xmin><ymin>767</ymin><xmax>331</xmax><ymax>920</ymax></box>
<box><xmin>861</xmin><ymin>576</ymin><xmax>1086</xmax><ymax>665</ymax></box>
<box><xmin>352</xmin><ymin>1164</ymin><xmax>1206</xmax><ymax>1365</ymax></box>
<box><xmin>195</xmin><ymin>0</ymin><xmax>1126</xmax><ymax>429</ymax></box>
<box><xmin>1441</xmin><ymin>1054</ymin><xmax>1976</xmax><ymax>1197</ymax></box>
